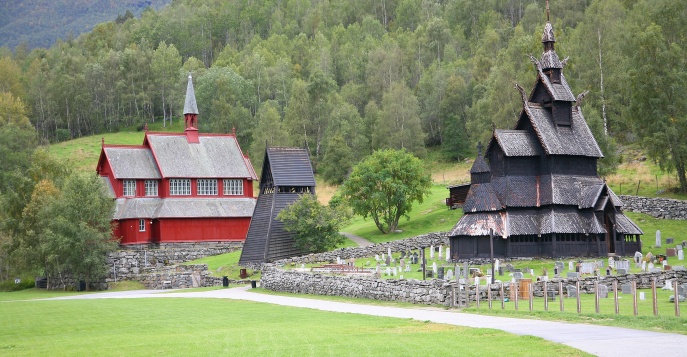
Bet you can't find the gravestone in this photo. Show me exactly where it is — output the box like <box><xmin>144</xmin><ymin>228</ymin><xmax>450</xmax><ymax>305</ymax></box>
<box><xmin>498</xmin><ymin>267</ymin><xmax>504</xmax><ymax>276</ymax></box>
<box><xmin>463</xmin><ymin>262</ymin><xmax>469</xmax><ymax>279</ymax></box>
<box><xmin>650</xmin><ymin>268</ymin><xmax>662</xmax><ymax>273</ymax></box>
<box><xmin>634</xmin><ymin>251</ymin><xmax>643</xmax><ymax>267</ymax></box>
<box><xmin>667</xmin><ymin>248</ymin><xmax>676</xmax><ymax>257</ymax></box>
<box><xmin>399</xmin><ymin>251</ymin><xmax>406</xmax><ymax>259</ymax></box>
<box><xmin>455</xmin><ymin>265</ymin><xmax>461</xmax><ymax>278</ymax></box>
<box><xmin>672</xmin><ymin>265</ymin><xmax>685</xmax><ymax>271</ymax></box>
<box><xmin>639</xmin><ymin>292</ymin><xmax>646</xmax><ymax>300</ymax></box>
<box><xmin>438</xmin><ymin>267</ymin><xmax>445</xmax><ymax>280</ymax></box>
<box><xmin>385</xmin><ymin>267</ymin><xmax>391</xmax><ymax>276</ymax></box>
<box><xmin>375</xmin><ymin>254</ymin><xmax>380</xmax><ymax>261</ymax></box>
<box><xmin>547</xmin><ymin>290</ymin><xmax>556</xmax><ymax>301</ymax></box>
<box><xmin>554</xmin><ymin>267</ymin><xmax>560</xmax><ymax>278</ymax></box>
<box><xmin>555</xmin><ymin>261</ymin><xmax>564</xmax><ymax>271</ymax></box>
<box><xmin>648</xmin><ymin>262</ymin><xmax>654</xmax><ymax>270</ymax></box>
<box><xmin>608</xmin><ymin>257</ymin><xmax>615</xmax><ymax>269</ymax></box>
<box><xmin>679</xmin><ymin>250</ymin><xmax>684</xmax><ymax>261</ymax></box>
<box><xmin>385</xmin><ymin>255</ymin><xmax>391</xmax><ymax>266</ymax></box>
<box><xmin>411</xmin><ymin>253</ymin><xmax>419</xmax><ymax>264</ymax></box>
<box><xmin>656</xmin><ymin>230</ymin><xmax>662</xmax><ymax>247</ymax></box>
<box><xmin>569</xmin><ymin>261</ymin><xmax>574</xmax><ymax>271</ymax></box>
<box><xmin>445</xmin><ymin>247</ymin><xmax>451</xmax><ymax>262</ymax></box>
<box><xmin>426</xmin><ymin>270</ymin><xmax>433</xmax><ymax>278</ymax></box>
<box><xmin>666</xmin><ymin>237</ymin><xmax>674</xmax><ymax>244</ymax></box>
<box><xmin>512</xmin><ymin>272</ymin><xmax>523</xmax><ymax>281</ymax></box>
<box><xmin>641</xmin><ymin>261</ymin><xmax>647</xmax><ymax>271</ymax></box>
<box><xmin>388</xmin><ymin>247</ymin><xmax>392</xmax><ymax>258</ymax></box>
<box><xmin>598</xmin><ymin>284</ymin><xmax>609</xmax><ymax>298</ymax></box>
<box><xmin>392</xmin><ymin>267</ymin><xmax>397</xmax><ymax>276</ymax></box>
<box><xmin>376</xmin><ymin>263</ymin><xmax>381</xmax><ymax>274</ymax></box>
<box><xmin>505</xmin><ymin>263</ymin><xmax>515</xmax><ymax>272</ymax></box>
<box><xmin>677</xmin><ymin>245</ymin><xmax>683</xmax><ymax>251</ymax></box>
<box><xmin>405</xmin><ymin>264</ymin><xmax>411</xmax><ymax>272</ymax></box>
<box><xmin>580</xmin><ymin>262</ymin><xmax>595</xmax><ymax>274</ymax></box>
<box><xmin>438</xmin><ymin>245</ymin><xmax>443</xmax><ymax>260</ymax></box>
<box><xmin>430</xmin><ymin>245</ymin><xmax>435</xmax><ymax>259</ymax></box>
<box><xmin>662</xmin><ymin>280</ymin><xmax>673</xmax><ymax>290</ymax></box>
<box><xmin>567</xmin><ymin>272</ymin><xmax>579</xmax><ymax>279</ymax></box>
<box><xmin>432</xmin><ymin>262</ymin><xmax>438</xmax><ymax>274</ymax></box>
<box><xmin>606</xmin><ymin>267</ymin><xmax>612</xmax><ymax>276</ymax></box>
<box><xmin>616</xmin><ymin>260</ymin><xmax>630</xmax><ymax>271</ymax></box>
<box><xmin>566</xmin><ymin>285</ymin><xmax>578</xmax><ymax>298</ymax></box>
<box><xmin>621</xmin><ymin>284</ymin><xmax>632</xmax><ymax>294</ymax></box>
<box><xmin>616</xmin><ymin>268</ymin><xmax>627</xmax><ymax>275</ymax></box>
<box><xmin>494</xmin><ymin>259</ymin><xmax>500</xmax><ymax>272</ymax></box>
<box><xmin>400</xmin><ymin>258</ymin><xmax>406</xmax><ymax>268</ymax></box>
<box><xmin>446</xmin><ymin>269</ymin><xmax>453</xmax><ymax>280</ymax></box>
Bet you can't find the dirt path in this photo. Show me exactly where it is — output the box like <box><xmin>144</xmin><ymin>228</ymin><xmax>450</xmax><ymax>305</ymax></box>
<box><xmin>340</xmin><ymin>232</ymin><xmax>374</xmax><ymax>247</ymax></box>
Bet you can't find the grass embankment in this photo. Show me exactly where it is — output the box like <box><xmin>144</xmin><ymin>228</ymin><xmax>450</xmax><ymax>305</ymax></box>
<box><xmin>0</xmin><ymin>297</ymin><xmax>589</xmax><ymax>356</ymax></box>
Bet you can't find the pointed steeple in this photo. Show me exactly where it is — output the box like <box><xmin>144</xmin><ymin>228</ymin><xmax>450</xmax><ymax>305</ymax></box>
<box><xmin>540</xmin><ymin>0</ymin><xmax>562</xmax><ymax>71</ymax></box>
<box><xmin>184</xmin><ymin>74</ymin><xmax>200</xmax><ymax>143</ymax></box>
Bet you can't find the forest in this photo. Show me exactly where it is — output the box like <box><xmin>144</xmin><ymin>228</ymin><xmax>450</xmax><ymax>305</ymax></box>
<box><xmin>1</xmin><ymin>0</ymin><xmax>686</xmax><ymax>187</ymax></box>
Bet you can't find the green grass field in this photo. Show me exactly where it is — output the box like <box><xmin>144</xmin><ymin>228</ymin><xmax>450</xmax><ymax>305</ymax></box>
<box><xmin>0</xmin><ymin>295</ymin><xmax>589</xmax><ymax>356</ymax></box>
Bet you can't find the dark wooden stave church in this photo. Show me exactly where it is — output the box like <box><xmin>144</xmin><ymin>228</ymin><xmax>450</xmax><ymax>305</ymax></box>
<box><xmin>449</xmin><ymin>14</ymin><xmax>642</xmax><ymax>259</ymax></box>
<box><xmin>239</xmin><ymin>146</ymin><xmax>316</xmax><ymax>265</ymax></box>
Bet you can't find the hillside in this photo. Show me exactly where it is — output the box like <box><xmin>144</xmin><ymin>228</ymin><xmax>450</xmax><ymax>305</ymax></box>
<box><xmin>0</xmin><ymin>0</ymin><xmax>171</xmax><ymax>50</ymax></box>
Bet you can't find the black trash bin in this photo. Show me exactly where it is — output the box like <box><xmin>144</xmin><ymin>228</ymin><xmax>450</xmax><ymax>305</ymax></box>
<box><xmin>222</xmin><ymin>276</ymin><xmax>229</xmax><ymax>287</ymax></box>
<box><xmin>77</xmin><ymin>280</ymin><xmax>86</xmax><ymax>291</ymax></box>
<box><xmin>250</xmin><ymin>280</ymin><xmax>257</xmax><ymax>289</ymax></box>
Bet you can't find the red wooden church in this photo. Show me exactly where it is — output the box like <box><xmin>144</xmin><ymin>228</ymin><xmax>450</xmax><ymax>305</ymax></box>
<box><xmin>97</xmin><ymin>75</ymin><xmax>257</xmax><ymax>245</ymax></box>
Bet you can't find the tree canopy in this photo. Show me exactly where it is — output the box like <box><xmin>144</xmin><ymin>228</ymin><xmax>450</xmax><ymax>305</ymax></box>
<box><xmin>341</xmin><ymin>149</ymin><xmax>431</xmax><ymax>234</ymax></box>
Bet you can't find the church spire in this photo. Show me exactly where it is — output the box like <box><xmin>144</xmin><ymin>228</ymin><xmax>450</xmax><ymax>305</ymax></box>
<box><xmin>540</xmin><ymin>0</ymin><xmax>562</xmax><ymax>71</ymax></box>
<box><xmin>184</xmin><ymin>74</ymin><xmax>200</xmax><ymax>143</ymax></box>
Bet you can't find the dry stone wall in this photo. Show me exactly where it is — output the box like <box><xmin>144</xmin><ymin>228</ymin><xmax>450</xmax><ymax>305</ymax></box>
<box><xmin>620</xmin><ymin>195</ymin><xmax>687</xmax><ymax>220</ymax></box>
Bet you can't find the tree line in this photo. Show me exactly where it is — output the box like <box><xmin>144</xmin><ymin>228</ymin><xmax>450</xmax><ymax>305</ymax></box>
<box><xmin>1</xmin><ymin>0</ymin><xmax>686</xmax><ymax>188</ymax></box>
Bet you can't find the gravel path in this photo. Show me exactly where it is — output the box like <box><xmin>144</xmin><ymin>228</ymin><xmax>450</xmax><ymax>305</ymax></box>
<box><xmin>340</xmin><ymin>232</ymin><xmax>374</xmax><ymax>247</ymax></box>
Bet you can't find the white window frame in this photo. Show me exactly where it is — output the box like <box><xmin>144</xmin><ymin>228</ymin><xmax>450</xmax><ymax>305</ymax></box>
<box><xmin>169</xmin><ymin>179</ymin><xmax>191</xmax><ymax>195</ymax></box>
<box><xmin>123</xmin><ymin>180</ymin><xmax>136</xmax><ymax>196</ymax></box>
<box><xmin>144</xmin><ymin>180</ymin><xmax>158</xmax><ymax>197</ymax></box>
<box><xmin>223</xmin><ymin>179</ymin><xmax>243</xmax><ymax>196</ymax></box>
<box><xmin>197</xmin><ymin>179</ymin><xmax>218</xmax><ymax>195</ymax></box>
<box><xmin>139</xmin><ymin>219</ymin><xmax>146</xmax><ymax>232</ymax></box>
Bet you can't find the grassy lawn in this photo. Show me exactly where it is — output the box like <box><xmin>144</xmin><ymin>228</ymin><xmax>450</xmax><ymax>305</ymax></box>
<box><xmin>0</xmin><ymin>297</ymin><xmax>589</xmax><ymax>356</ymax></box>
<box><xmin>626</xmin><ymin>211</ymin><xmax>687</xmax><ymax>254</ymax></box>
<box><xmin>183</xmin><ymin>250</ymin><xmax>261</xmax><ymax>280</ymax></box>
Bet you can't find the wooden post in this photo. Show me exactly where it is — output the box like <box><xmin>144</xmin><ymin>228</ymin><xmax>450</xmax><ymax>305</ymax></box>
<box><xmin>488</xmin><ymin>283</ymin><xmax>492</xmax><ymax>310</ymax></box>
<box><xmin>451</xmin><ymin>284</ymin><xmax>456</xmax><ymax>308</ymax></box>
<box><xmin>595</xmin><ymin>281</ymin><xmax>600</xmax><ymax>314</ymax></box>
<box><xmin>675</xmin><ymin>280</ymin><xmax>681</xmax><ymax>317</ymax></box>
<box><xmin>576</xmin><ymin>281</ymin><xmax>581</xmax><ymax>314</ymax></box>
<box><xmin>544</xmin><ymin>281</ymin><xmax>549</xmax><ymax>311</ymax></box>
<box><xmin>559</xmin><ymin>282</ymin><xmax>564</xmax><ymax>312</ymax></box>
<box><xmin>476</xmin><ymin>284</ymin><xmax>480</xmax><ymax>308</ymax></box>
<box><xmin>652</xmin><ymin>279</ymin><xmax>658</xmax><ymax>316</ymax></box>
<box><xmin>613</xmin><ymin>281</ymin><xmax>619</xmax><ymax>315</ymax></box>
<box><xmin>514</xmin><ymin>282</ymin><xmax>519</xmax><ymax>311</ymax></box>
<box><xmin>529</xmin><ymin>280</ymin><xmax>533</xmax><ymax>311</ymax></box>
<box><xmin>500</xmin><ymin>283</ymin><xmax>505</xmax><ymax>310</ymax></box>
<box><xmin>632</xmin><ymin>281</ymin><xmax>638</xmax><ymax>316</ymax></box>
<box><xmin>421</xmin><ymin>247</ymin><xmax>426</xmax><ymax>280</ymax></box>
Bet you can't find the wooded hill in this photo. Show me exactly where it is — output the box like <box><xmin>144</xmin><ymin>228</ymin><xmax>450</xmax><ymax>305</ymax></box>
<box><xmin>2</xmin><ymin>0</ymin><xmax>687</xmax><ymax>188</ymax></box>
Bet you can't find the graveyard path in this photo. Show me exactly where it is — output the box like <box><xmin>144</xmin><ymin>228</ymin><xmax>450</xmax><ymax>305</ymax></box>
<box><xmin>340</xmin><ymin>232</ymin><xmax>374</xmax><ymax>247</ymax></box>
<box><xmin>43</xmin><ymin>286</ymin><xmax>687</xmax><ymax>357</ymax></box>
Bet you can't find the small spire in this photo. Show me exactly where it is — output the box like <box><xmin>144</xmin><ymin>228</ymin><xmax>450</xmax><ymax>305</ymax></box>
<box><xmin>183</xmin><ymin>74</ymin><xmax>199</xmax><ymax>115</ymax></box>
<box><xmin>546</xmin><ymin>0</ymin><xmax>550</xmax><ymax>22</ymax></box>
<box><xmin>101</xmin><ymin>137</ymin><xmax>104</xmax><ymax>147</ymax></box>
<box><xmin>477</xmin><ymin>142</ymin><xmax>483</xmax><ymax>156</ymax></box>
<box><xmin>232</xmin><ymin>127</ymin><xmax>236</xmax><ymax>135</ymax></box>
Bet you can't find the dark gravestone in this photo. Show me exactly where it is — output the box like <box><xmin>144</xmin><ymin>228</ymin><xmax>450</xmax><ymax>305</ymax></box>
<box><xmin>547</xmin><ymin>290</ymin><xmax>556</xmax><ymax>301</ymax></box>
<box><xmin>437</xmin><ymin>267</ymin><xmax>445</xmax><ymax>279</ymax></box>
<box><xmin>566</xmin><ymin>285</ymin><xmax>578</xmax><ymax>298</ymax></box>
<box><xmin>498</xmin><ymin>267</ymin><xmax>504</xmax><ymax>276</ymax></box>
<box><xmin>567</xmin><ymin>272</ymin><xmax>579</xmax><ymax>279</ymax></box>
<box><xmin>505</xmin><ymin>264</ymin><xmax>515</xmax><ymax>272</ymax></box>
<box><xmin>622</xmin><ymin>284</ymin><xmax>632</xmax><ymax>294</ymax></box>
<box><xmin>426</xmin><ymin>270</ymin><xmax>433</xmax><ymax>278</ymax></box>
<box><xmin>667</xmin><ymin>248</ymin><xmax>676</xmax><ymax>257</ymax></box>
<box><xmin>666</xmin><ymin>237</ymin><xmax>675</xmax><ymax>244</ymax></box>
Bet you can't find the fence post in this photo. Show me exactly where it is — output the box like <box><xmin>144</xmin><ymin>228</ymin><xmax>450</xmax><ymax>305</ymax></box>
<box><xmin>559</xmin><ymin>281</ymin><xmax>564</xmax><ymax>312</ymax></box>
<box><xmin>652</xmin><ymin>279</ymin><xmax>658</xmax><ymax>316</ymax></box>
<box><xmin>594</xmin><ymin>281</ymin><xmax>600</xmax><ymax>314</ymax></box>
<box><xmin>488</xmin><ymin>283</ymin><xmax>492</xmax><ymax>310</ymax></box>
<box><xmin>613</xmin><ymin>281</ymin><xmax>619</xmax><ymax>315</ymax></box>
<box><xmin>500</xmin><ymin>283</ymin><xmax>505</xmax><ymax>310</ymax></box>
<box><xmin>576</xmin><ymin>281</ymin><xmax>581</xmax><ymax>313</ymax></box>
<box><xmin>476</xmin><ymin>284</ymin><xmax>480</xmax><ymax>308</ymax></box>
<box><xmin>544</xmin><ymin>281</ymin><xmax>549</xmax><ymax>311</ymax></box>
<box><xmin>514</xmin><ymin>282</ymin><xmax>519</xmax><ymax>311</ymax></box>
<box><xmin>632</xmin><ymin>281</ymin><xmax>638</xmax><ymax>316</ymax></box>
<box><xmin>529</xmin><ymin>280</ymin><xmax>533</xmax><ymax>311</ymax></box>
<box><xmin>675</xmin><ymin>280</ymin><xmax>681</xmax><ymax>317</ymax></box>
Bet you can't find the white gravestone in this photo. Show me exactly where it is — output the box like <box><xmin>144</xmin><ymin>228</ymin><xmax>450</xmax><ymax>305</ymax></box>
<box><xmin>430</xmin><ymin>245</ymin><xmax>435</xmax><ymax>259</ymax></box>
<box><xmin>388</xmin><ymin>247</ymin><xmax>392</xmax><ymax>258</ymax></box>
<box><xmin>375</xmin><ymin>254</ymin><xmax>380</xmax><ymax>261</ymax></box>
<box><xmin>432</xmin><ymin>262</ymin><xmax>438</xmax><ymax>274</ymax></box>
<box><xmin>663</xmin><ymin>260</ymin><xmax>668</xmax><ymax>268</ymax></box>
<box><xmin>648</xmin><ymin>262</ymin><xmax>654</xmax><ymax>270</ymax></box>
<box><xmin>438</xmin><ymin>245</ymin><xmax>443</xmax><ymax>260</ymax></box>
<box><xmin>381</xmin><ymin>253</ymin><xmax>385</xmax><ymax>261</ymax></box>
<box><xmin>446</xmin><ymin>269</ymin><xmax>454</xmax><ymax>280</ymax></box>
<box><xmin>608</xmin><ymin>257</ymin><xmax>615</xmax><ymax>269</ymax></box>
<box><xmin>405</xmin><ymin>264</ymin><xmax>411</xmax><ymax>272</ymax></box>
<box><xmin>385</xmin><ymin>267</ymin><xmax>391</xmax><ymax>276</ymax></box>
<box><xmin>445</xmin><ymin>247</ymin><xmax>451</xmax><ymax>262</ymax></box>
<box><xmin>634</xmin><ymin>251</ymin><xmax>643</xmax><ymax>267</ymax></box>
<box><xmin>642</xmin><ymin>261</ymin><xmax>647</xmax><ymax>271</ymax></box>
<box><xmin>474</xmin><ymin>276</ymin><xmax>480</xmax><ymax>285</ymax></box>
<box><xmin>392</xmin><ymin>267</ymin><xmax>397</xmax><ymax>276</ymax></box>
<box><xmin>663</xmin><ymin>280</ymin><xmax>673</xmax><ymax>290</ymax></box>
<box><xmin>679</xmin><ymin>250</ymin><xmax>685</xmax><ymax>261</ymax></box>
<box><xmin>494</xmin><ymin>259</ymin><xmax>500</xmax><ymax>272</ymax></box>
<box><xmin>656</xmin><ymin>230</ymin><xmax>662</xmax><ymax>247</ymax></box>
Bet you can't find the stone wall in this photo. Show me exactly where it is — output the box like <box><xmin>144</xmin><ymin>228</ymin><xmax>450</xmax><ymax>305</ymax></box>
<box><xmin>107</xmin><ymin>241</ymin><xmax>243</xmax><ymax>281</ymax></box>
<box><xmin>620</xmin><ymin>195</ymin><xmax>687</xmax><ymax>220</ymax></box>
<box><xmin>262</xmin><ymin>264</ymin><xmax>687</xmax><ymax>306</ymax></box>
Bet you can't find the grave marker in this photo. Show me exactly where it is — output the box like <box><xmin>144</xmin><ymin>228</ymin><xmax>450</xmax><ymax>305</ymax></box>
<box><xmin>622</xmin><ymin>284</ymin><xmax>632</xmax><ymax>294</ymax></box>
<box><xmin>566</xmin><ymin>285</ymin><xmax>577</xmax><ymax>298</ymax></box>
<box><xmin>667</xmin><ymin>248</ymin><xmax>676</xmax><ymax>257</ymax></box>
<box><xmin>656</xmin><ymin>230</ymin><xmax>662</xmax><ymax>247</ymax></box>
<box><xmin>617</xmin><ymin>268</ymin><xmax>627</xmax><ymax>275</ymax></box>
<box><xmin>666</xmin><ymin>237</ymin><xmax>674</xmax><ymax>244</ymax></box>
<box><xmin>678</xmin><ymin>250</ymin><xmax>684</xmax><ymax>261</ymax></box>
<box><xmin>567</xmin><ymin>272</ymin><xmax>579</xmax><ymax>279</ymax></box>
<box><xmin>430</xmin><ymin>245</ymin><xmax>435</xmax><ymax>259</ymax></box>
<box><xmin>634</xmin><ymin>251</ymin><xmax>643</xmax><ymax>267</ymax></box>
<box><xmin>598</xmin><ymin>284</ymin><xmax>609</xmax><ymax>298</ymax></box>
<box><xmin>512</xmin><ymin>272</ymin><xmax>523</xmax><ymax>281</ymax></box>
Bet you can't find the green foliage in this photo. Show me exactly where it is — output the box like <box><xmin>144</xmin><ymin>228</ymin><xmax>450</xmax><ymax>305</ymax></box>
<box><xmin>0</xmin><ymin>276</ymin><xmax>35</xmax><ymax>292</ymax></box>
<box><xmin>341</xmin><ymin>149</ymin><xmax>431</xmax><ymax>234</ymax></box>
<box><xmin>277</xmin><ymin>195</ymin><xmax>349</xmax><ymax>254</ymax></box>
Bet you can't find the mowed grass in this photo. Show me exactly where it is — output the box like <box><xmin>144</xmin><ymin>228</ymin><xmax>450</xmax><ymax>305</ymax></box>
<box><xmin>0</xmin><ymin>297</ymin><xmax>590</xmax><ymax>356</ymax></box>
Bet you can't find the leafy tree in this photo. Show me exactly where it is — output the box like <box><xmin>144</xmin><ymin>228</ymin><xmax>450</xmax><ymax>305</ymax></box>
<box><xmin>276</xmin><ymin>194</ymin><xmax>349</xmax><ymax>254</ymax></box>
<box><xmin>151</xmin><ymin>41</ymin><xmax>181</xmax><ymax>127</ymax></box>
<box><xmin>376</xmin><ymin>82</ymin><xmax>426</xmax><ymax>157</ymax></box>
<box><xmin>341</xmin><ymin>149</ymin><xmax>431</xmax><ymax>234</ymax></box>
<box><xmin>43</xmin><ymin>173</ymin><xmax>117</xmax><ymax>289</ymax></box>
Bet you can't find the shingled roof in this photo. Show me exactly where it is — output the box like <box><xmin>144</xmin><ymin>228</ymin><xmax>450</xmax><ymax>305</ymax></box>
<box><xmin>493</xmin><ymin>130</ymin><xmax>541</xmax><ymax>156</ymax></box>
<box><xmin>113</xmin><ymin>197</ymin><xmax>255</xmax><ymax>219</ymax></box>
<box><xmin>104</xmin><ymin>147</ymin><xmax>161</xmax><ymax>179</ymax></box>
<box><xmin>522</xmin><ymin>104</ymin><xmax>603</xmax><ymax>157</ymax></box>
<box><xmin>145</xmin><ymin>134</ymin><xmax>256</xmax><ymax>179</ymax></box>
<box><xmin>265</xmin><ymin>147</ymin><xmax>316</xmax><ymax>187</ymax></box>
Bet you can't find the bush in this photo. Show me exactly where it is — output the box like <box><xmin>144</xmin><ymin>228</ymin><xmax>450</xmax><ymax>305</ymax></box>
<box><xmin>0</xmin><ymin>276</ymin><xmax>35</xmax><ymax>292</ymax></box>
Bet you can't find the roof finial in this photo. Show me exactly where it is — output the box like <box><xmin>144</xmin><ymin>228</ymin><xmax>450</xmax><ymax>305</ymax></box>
<box><xmin>144</xmin><ymin>122</ymin><xmax>148</xmax><ymax>132</ymax></box>
<box><xmin>232</xmin><ymin>127</ymin><xmax>236</xmax><ymax>135</ymax></box>
<box><xmin>477</xmin><ymin>142</ymin><xmax>483</xmax><ymax>156</ymax></box>
<box><xmin>101</xmin><ymin>137</ymin><xmax>104</xmax><ymax>147</ymax></box>
<box><xmin>546</xmin><ymin>0</ymin><xmax>550</xmax><ymax>22</ymax></box>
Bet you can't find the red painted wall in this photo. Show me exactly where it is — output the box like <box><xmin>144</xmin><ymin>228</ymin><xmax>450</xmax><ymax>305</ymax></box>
<box><xmin>117</xmin><ymin>217</ymin><xmax>250</xmax><ymax>244</ymax></box>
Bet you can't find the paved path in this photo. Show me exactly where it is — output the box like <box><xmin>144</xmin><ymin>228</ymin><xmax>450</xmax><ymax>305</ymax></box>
<box><xmin>340</xmin><ymin>232</ymin><xmax>374</xmax><ymax>247</ymax></box>
<box><xmin>42</xmin><ymin>287</ymin><xmax>687</xmax><ymax>357</ymax></box>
